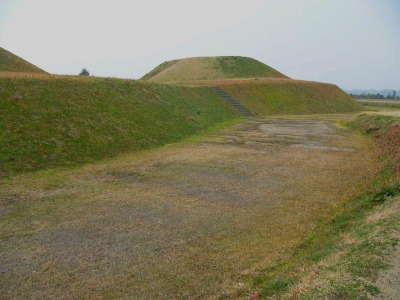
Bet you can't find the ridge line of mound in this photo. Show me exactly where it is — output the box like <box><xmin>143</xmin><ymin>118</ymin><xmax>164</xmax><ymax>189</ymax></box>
<box><xmin>0</xmin><ymin>47</ymin><xmax>47</xmax><ymax>73</ymax></box>
<box><xmin>141</xmin><ymin>56</ymin><xmax>289</xmax><ymax>82</ymax></box>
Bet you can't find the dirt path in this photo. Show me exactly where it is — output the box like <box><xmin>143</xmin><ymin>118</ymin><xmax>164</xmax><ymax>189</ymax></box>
<box><xmin>0</xmin><ymin>116</ymin><xmax>371</xmax><ymax>299</ymax></box>
<box><xmin>371</xmin><ymin>198</ymin><xmax>400</xmax><ymax>300</ymax></box>
<box><xmin>374</xmin><ymin>246</ymin><xmax>400</xmax><ymax>300</ymax></box>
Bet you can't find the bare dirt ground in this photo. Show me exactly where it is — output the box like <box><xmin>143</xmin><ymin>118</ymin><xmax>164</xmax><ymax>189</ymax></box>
<box><xmin>0</xmin><ymin>116</ymin><xmax>371</xmax><ymax>299</ymax></box>
<box><xmin>373</xmin><ymin>236</ymin><xmax>400</xmax><ymax>300</ymax></box>
<box><xmin>370</xmin><ymin>196</ymin><xmax>400</xmax><ymax>300</ymax></box>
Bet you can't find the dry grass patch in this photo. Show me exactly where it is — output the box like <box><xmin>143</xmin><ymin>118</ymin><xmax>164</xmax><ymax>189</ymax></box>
<box><xmin>0</xmin><ymin>116</ymin><xmax>371</xmax><ymax>299</ymax></box>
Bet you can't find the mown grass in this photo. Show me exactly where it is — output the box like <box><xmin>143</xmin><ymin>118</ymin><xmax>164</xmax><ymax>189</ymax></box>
<box><xmin>141</xmin><ymin>56</ymin><xmax>288</xmax><ymax>82</ymax></box>
<box><xmin>0</xmin><ymin>47</ymin><xmax>46</xmax><ymax>73</ymax></box>
<box><xmin>0</xmin><ymin>74</ymin><xmax>238</xmax><ymax>176</ymax></box>
<box><xmin>0</xmin><ymin>116</ymin><xmax>370</xmax><ymax>299</ymax></box>
<box><xmin>361</xmin><ymin>101</ymin><xmax>400</xmax><ymax>109</ymax></box>
<box><xmin>236</xmin><ymin>113</ymin><xmax>400</xmax><ymax>299</ymax></box>
<box><xmin>215</xmin><ymin>56</ymin><xmax>288</xmax><ymax>79</ymax></box>
<box><xmin>220</xmin><ymin>80</ymin><xmax>363</xmax><ymax>115</ymax></box>
<box><xmin>140</xmin><ymin>59</ymin><xmax>180</xmax><ymax>80</ymax></box>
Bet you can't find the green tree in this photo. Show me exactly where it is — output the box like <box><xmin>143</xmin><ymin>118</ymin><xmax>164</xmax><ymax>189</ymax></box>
<box><xmin>79</xmin><ymin>68</ymin><xmax>89</xmax><ymax>76</ymax></box>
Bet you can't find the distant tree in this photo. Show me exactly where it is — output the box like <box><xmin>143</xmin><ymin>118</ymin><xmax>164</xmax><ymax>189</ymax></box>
<box><xmin>349</xmin><ymin>90</ymin><xmax>400</xmax><ymax>100</ymax></box>
<box><xmin>79</xmin><ymin>68</ymin><xmax>89</xmax><ymax>76</ymax></box>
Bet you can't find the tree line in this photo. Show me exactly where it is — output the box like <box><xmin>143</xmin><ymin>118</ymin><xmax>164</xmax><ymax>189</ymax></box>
<box><xmin>350</xmin><ymin>91</ymin><xmax>399</xmax><ymax>100</ymax></box>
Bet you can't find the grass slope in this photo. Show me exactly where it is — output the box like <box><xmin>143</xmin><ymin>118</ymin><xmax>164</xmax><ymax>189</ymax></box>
<box><xmin>218</xmin><ymin>79</ymin><xmax>363</xmax><ymax>115</ymax></box>
<box><xmin>0</xmin><ymin>47</ymin><xmax>47</xmax><ymax>73</ymax></box>
<box><xmin>0</xmin><ymin>74</ymin><xmax>238</xmax><ymax>176</ymax></box>
<box><xmin>236</xmin><ymin>113</ymin><xmax>400</xmax><ymax>299</ymax></box>
<box><xmin>141</xmin><ymin>56</ymin><xmax>288</xmax><ymax>82</ymax></box>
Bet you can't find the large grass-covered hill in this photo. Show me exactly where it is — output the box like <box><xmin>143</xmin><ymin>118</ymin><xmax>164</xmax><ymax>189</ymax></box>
<box><xmin>141</xmin><ymin>56</ymin><xmax>289</xmax><ymax>82</ymax></box>
<box><xmin>142</xmin><ymin>56</ymin><xmax>362</xmax><ymax>115</ymax></box>
<box><xmin>0</xmin><ymin>47</ymin><xmax>47</xmax><ymax>73</ymax></box>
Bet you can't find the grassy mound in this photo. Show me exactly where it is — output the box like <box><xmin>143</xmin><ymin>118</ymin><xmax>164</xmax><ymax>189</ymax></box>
<box><xmin>141</xmin><ymin>56</ymin><xmax>361</xmax><ymax>115</ymax></box>
<box><xmin>141</xmin><ymin>56</ymin><xmax>288</xmax><ymax>82</ymax></box>
<box><xmin>216</xmin><ymin>79</ymin><xmax>363</xmax><ymax>115</ymax></box>
<box><xmin>0</xmin><ymin>74</ymin><xmax>238</xmax><ymax>176</ymax></box>
<box><xmin>0</xmin><ymin>47</ymin><xmax>47</xmax><ymax>73</ymax></box>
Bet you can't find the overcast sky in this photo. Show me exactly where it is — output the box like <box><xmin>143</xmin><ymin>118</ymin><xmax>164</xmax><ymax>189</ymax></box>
<box><xmin>0</xmin><ymin>0</ymin><xmax>399</xmax><ymax>89</ymax></box>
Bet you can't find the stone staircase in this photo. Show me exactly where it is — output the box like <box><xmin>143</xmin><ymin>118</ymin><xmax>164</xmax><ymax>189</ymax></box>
<box><xmin>212</xmin><ymin>87</ymin><xmax>254</xmax><ymax>116</ymax></box>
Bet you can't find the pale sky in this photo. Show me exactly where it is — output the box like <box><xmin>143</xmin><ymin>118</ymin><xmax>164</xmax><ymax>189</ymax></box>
<box><xmin>0</xmin><ymin>0</ymin><xmax>399</xmax><ymax>89</ymax></box>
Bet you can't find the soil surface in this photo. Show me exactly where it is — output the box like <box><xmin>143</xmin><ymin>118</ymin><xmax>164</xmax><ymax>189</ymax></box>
<box><xmin>373</xmin><ymin>246</ymin><xmax>400</xmax><ymax>300</ymax></box>
<box><xmin>0</xmin><ymin>116</ymin><xmax>370</xmax><ymax>299</ymax></box>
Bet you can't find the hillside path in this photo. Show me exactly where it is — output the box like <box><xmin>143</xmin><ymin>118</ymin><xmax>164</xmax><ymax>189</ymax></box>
<box><xmin>0</xmin><ymin>116</ymin><xmax>371</xmax><ymax>299</ymax></box>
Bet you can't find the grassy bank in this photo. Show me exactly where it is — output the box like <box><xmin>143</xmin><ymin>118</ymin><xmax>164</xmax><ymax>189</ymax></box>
<box><xmin>220</xmin><ymin>80</ymin><xmax>363</xmax><ymax>116</ymax></box>
<box><xmin>237</xmin><ymin>114</ymin><xmax>400</xmax><ymax>299</ymax></box>
<box><xmin>0</xmin><ymin>75</ymin><xmax>238</xmax><ymax>176</ymax></box>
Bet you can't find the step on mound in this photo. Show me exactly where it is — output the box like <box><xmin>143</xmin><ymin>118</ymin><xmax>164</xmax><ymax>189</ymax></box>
<box><xmin>212</xmin><ymin>87</ymin><xmax>254</xmax><ymax>116</ymax></box>
<box><xmin>141</xmin><ymin>56</ymin><xmax>289</xmax><ymax>82</ymax></box>
<box><xmin>217</xmin><ymin>80</ymin><xmax>364</xmax><ymax>115</ymax></box>
<box><xmin>0</xmin><ymin>47</ymin><xmax>47</xmax><ymax>73</ymax></box>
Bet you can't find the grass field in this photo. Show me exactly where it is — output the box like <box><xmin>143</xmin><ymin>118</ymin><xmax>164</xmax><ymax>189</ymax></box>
<box><xmin>236</xmin><ymin>112</ymin><xmax>400</xmax><ymax>299</ymax></box>
<box><xmin>2</xmin><ymin>51</ymin><xmax>396</xmax><ymax>298</ymax></box>
<box><xmin>360</xmin><ymin>101</ymin><xmax>400</xmax><ymax>118</ymax></box>
<box><xmin>0</xmin><ymin>74</ymin><xmax>238</xmax><ymax>176</ymax></box>
<box><xmin>0</xmin><ymin>114</ymin><xmax>372</xmax><ymax>299</ymax></box>
<box><xmin>0</xmin><ymin>47</ymin><xmax>47</xmax><ymax>73</ymax></box>
<box><xmin>141</xmin><ymin>56</ymin><xmax>288</xmax><ymax>82</ymax></box>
